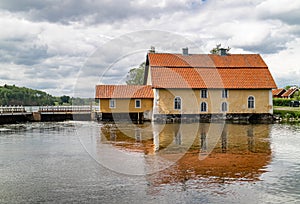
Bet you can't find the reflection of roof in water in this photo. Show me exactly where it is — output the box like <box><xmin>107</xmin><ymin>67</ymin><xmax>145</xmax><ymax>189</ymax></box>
<box><xmin>99</xmin><ymin>123</ymin><xmax>271</xmax><ymax>184</ymax></box>
<box><xmin>100</xmin><ymin>123</ymin><xmax>155</xmax><ymax>154</ymax></box>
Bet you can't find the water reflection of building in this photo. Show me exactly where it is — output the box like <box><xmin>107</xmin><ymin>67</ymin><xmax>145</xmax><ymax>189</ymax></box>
<box><xmin>99</xmin><ymin>122</ymin><xmax>271</xmax><ymax>184</ymax></box>
<box><xmin>100</xmin><ymin>123</ymin><xmax>154</xmax><ymax>155</ymax></box>
<box><xmin>148</xmin><ymin>123</ymin><xmax>272</xmax><ymax>186</ymax></box>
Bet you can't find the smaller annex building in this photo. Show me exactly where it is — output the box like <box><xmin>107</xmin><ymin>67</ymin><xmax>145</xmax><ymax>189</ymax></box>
<box><xmin>95</xmin><ymin>85</ymin><xmax>153</xmax><ymax>121</ymax></box>
<box><xmin>272</xmin><ymin>87</ymin><xmax>299</xmax><ymax>99</ymax></box>
<box><xmin>95</xmin><ymin>48</ymin><xmax>277</xmax><ymax>122</ymax></box>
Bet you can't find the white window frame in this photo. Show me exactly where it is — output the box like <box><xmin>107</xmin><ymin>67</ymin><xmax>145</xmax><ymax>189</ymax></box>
<box><xmin>248</xmin><ymin>96</ymin><xmax>255</xmax><ymax>109</ymax></box>
<box><xmin>174</xmin><ymin>96</ymin><xmax>182</xmax><ymax>110</ymax></box>
<box><xmin>201</xmin><ymin>89</ymin><xmax>208</xmax><ymax>98</ymax></box>
<box><xmin>200</xmin><ymin>102</ymin><xmax>207</xmax><ymax>112</ymax></box>
<box><xmin>135</xmin><ymin>99</ymin><xmax>141</xmax><ymax>108</ymax></box>
<box><xmin>109</xmin><ymin>99</ymin><xmax>116</xmax><ymax>108</ymax></box>
<box><xmin>222</xmin><ymin>89</ymin><xmax>228</xmax><ymax>98</ymax></box>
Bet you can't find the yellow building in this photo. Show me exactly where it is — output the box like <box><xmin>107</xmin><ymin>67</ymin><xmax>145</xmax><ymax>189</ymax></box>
<box><xmin>95</xmin><ymin>85</ymin><xmax>153</xmax><ymax>121</ymax></box>
<box><xmin>96</xmin><ymin>48</ymin><xmax>277</xmax><ymax>122</ymax></box>
<box><xmin>144</xmin><ymin>48</ymin><xmax>277</xmax><ymax>122</ymax></box>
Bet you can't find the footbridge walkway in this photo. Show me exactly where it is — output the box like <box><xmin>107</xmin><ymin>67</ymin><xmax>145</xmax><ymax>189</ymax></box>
<box><xmin>0</xmin><ymin>106</ymin><xmax>98</xmax><ymax>124</ymax></box>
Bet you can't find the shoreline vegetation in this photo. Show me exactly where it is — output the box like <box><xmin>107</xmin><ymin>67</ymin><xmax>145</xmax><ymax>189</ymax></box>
<box><xmin>274</xmin><ymin>106</ymin><xmax>300</xmax><ymax>123</ymax></box>
<box><xmin>0</xmin><ymin>84</ymin><xmax>95</xmax><ymax>106</ymax></box>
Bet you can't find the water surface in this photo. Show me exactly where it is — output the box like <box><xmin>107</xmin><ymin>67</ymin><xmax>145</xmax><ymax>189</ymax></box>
<box><xmin>0</xmin><ymin>121</ymin><xmax>299</xmax><ymax>203</ymax></box>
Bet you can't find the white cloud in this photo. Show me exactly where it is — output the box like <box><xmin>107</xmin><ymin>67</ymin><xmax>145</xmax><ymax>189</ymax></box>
<box><xmin>256</xmin><ymin>0</ymin><xmax>300</xmax><ymax>25</ymax></box>
<box><xmin>0</xmin><ymin>0</ymin><xmax>300</xmax><ymax>96</ymax></box>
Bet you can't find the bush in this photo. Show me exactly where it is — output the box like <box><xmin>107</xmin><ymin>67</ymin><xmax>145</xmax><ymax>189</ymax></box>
<box><xmin>273</xmin><ymin>98</ymin><xmax>293</xmax><ymax>106</ymax></box>
<box><xmin>274</xmin><ymin>109</ymin><xmax>300</xmax><ymax>118</ymax></box>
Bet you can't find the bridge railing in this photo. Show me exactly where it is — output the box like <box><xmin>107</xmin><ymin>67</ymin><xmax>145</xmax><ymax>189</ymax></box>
<box><xmin>0</xmin><ymin>106</ymin><xmax>26</xmax><ymax>113</ymax></box>
<box><xmin>38</xmin><ymin>106</ymin><xmax>98</xmax><ymax>113</ymax></box>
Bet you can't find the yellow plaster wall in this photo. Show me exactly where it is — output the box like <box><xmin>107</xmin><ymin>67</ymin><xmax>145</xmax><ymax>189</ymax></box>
<box><xmin>226</xmin><ymin>89</ymin><xmax>272</xmax><ymax>114</ymax></box>
<box><xmin>157</xmin><ymin>89</ymin><xmax>272</xmax><ymax>114</ymax></box>
<box><xmin>157</xmin><ymin>89</ymin><xmax>199</xmax><ymax>114</ymax></box>
<box><xmin>100</xmin><ymin>98</ymin><xmax>153</xmax><ymax>113</ymax></box>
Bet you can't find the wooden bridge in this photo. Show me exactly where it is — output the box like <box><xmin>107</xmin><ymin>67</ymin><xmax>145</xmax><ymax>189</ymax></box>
<box><xmin>0</xmin><ymin>106</ymin><xmax>98</xmax><ymax>124</ymax></box>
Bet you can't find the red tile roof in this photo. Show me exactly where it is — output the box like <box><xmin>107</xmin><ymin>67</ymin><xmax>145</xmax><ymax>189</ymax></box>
<box><xmin>148</xmin><ymin>53</ymin><xmax>277</xmax><ymax>89</ymax></box>
<box><xmin>282</xmin><ymin>88</ymin><xmax>298</xmax><ymax>98</ymax></box>
<box><xmin>151</xmin><ymin>67</ymin><xmax>276</xmax><ymax>89</ymax></box>
<box><xmin>148</xmin><ymin>53</ymin><xmax>267</xmax><ymax>68</ymax></box>
<box><xmin>95</xmin><ymin>85</ymin><xmax>153</xmax><ymax>99</ymax></box>
<box><xmin>272</xmin><ymin>88</ymin><xmax>286</xmax><ymax>97</ymax></box>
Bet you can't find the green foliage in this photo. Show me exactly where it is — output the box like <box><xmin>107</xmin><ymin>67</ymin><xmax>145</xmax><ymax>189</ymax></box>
<box><xmin>284</xmin><ymin>85</ymin><xmax>292</xmax><ymax>90</ymax></box>
<box><xmin>293</xmin><ymin>90</ymin><xmax>300</xmax><ymax>100</ymax></box>
<box><xmin>60</xmin><ymin>95</ymin><xmax>70</xmax><ymax>105</ymax></box>
<box><xmin>210</xmin><ymin>44</ymin><xmax>221</xmax><ymax>54</ymax></box>
<box><xmin>0</xmin><ymin>84</ymin><xmax>56</xmax><ymax>106</ymax></box>
<box><xmin>273</xmin><ymin>98</ymin><xmax>293</xmax><ymax>106</ymax></box>
<box><xmin>210</xmin><ymin>44</ymin><xmax>231</xmax><ymax>55</ymax></box>
<box><xmin>126</xmin><ymin>62</ymin><xmax>145</xmax><ymax>85</ymax></box>
<box><xmin>274</xmin><ymin>109</ymin><xmax>300</xmax><ymax>119</ymax></box>
<box><xmin>71</xmin><ymin>97</ymin><xmax>96</xmax><ymax>106</ymax></box>
<box><xmin>0</xmin><ymin>84</ymin><xmax>97</xmax><ymax>106</ymax></box>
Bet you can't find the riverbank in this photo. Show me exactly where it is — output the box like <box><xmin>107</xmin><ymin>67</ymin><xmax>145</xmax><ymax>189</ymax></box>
<box><xmin>274</xmin><ymin>106</ymin><xmax>300</xmax><ymax>123</ymax></box>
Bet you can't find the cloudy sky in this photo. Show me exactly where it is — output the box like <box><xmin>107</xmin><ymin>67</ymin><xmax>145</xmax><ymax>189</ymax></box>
<box><xmin>0</xmin><ymin>0</ymin><xmax>300</xmax><ymax>97</ymax></box>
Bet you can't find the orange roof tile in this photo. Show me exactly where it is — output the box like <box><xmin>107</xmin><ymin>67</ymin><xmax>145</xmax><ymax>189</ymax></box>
<box><xmin>148</xmin><ymin>53</ymin><xmax>276</xmax><ymax>89</ymax></box>
<box><xmin>95</xmin><ymin>85</ymin><xmax>153</xmax><ymax>99</ymax></box>
<box><xmin>148</xmin><ymin>53</ymin><xmax>267</xmax><ymax>68</ymax></box>
<box><xmin>151</xmin><ymin>67</ymin><xmax>277</xmax><ymax>89</ymax></box>
<box><xmin>282</xmin><ymin>88</ymin><xmax>298</xmax><ymax>97</ymax></box>
<box><xmin>272</xmin><ymin>88</ymin><xmax>286</xmax><ymax>97</ymax></box>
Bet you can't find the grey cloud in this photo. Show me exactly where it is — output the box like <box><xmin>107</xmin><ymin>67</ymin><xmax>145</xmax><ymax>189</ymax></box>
<box><xmin>81</xmin><ymin>29</ymin><xmax>198</xmax><ymax>79</ymax></box>
<box><xmin>256</xmin><ymin>2</ymin><xmax>300</xmax><ymax>26</ymax></box>
<box><xmin>24</xmin><ymin>64</ymin><xmax>81</xmax><ymax>80</ymax></box>
<box><xmin>275</xmin><ymin>76</ymin><xmax>300</xmax><ymax>88</ymax></box>
<box><xmin>28</xmin><ymin>81</ymin><xmax>58</xmax><ymax>90</ymax></box>
<box><xmin>15</xmin><ymin>44</ymin><xmax>48</xmax><ymax>65</ymax></box>
<box><xmin>239</xmin><ymin>35</ymin><xmax>288</xmax><ymax>54</ymax></box>
<box><xmin>0</xmin><ymin>73</ymin><xmax>13</xmax><ymax>80</ymax></box>
<box><xmin>0</xmin><ymin>0</ymin><xmax>205</xmax><ymax>24</ymax></box>
<box><xmin>0</xmin><ymin>38</ymin><xmax>49</xmax><ymax>66</ymax></box>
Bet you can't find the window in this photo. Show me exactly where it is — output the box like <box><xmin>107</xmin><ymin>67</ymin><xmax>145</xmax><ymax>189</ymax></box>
<box><xmin>222</xmin><ymin>89</ymin><xmax>228</xmax><ymax>98</ymax></box>
<box><xmin>248</xmin><ymin>96</ymin><xmax>255</xmax><ymax>109</ymax></box>
<box><xmin>109</xmin><ymin>99</ymin><xmax>116</xmax><ymax>108</ymax></box>
<box><xmin>174</xmin><ymin>97</ymin><xmax>181</xmax><ymax>110</ymax></box>
<box><xmin>200</xmin><ymin>102</ymin><xmax>207</xmax><ymax>112</ymax></box>
<box><xmin>135</xmin><ymin>99</ymin><xmax>141</xmax><ymax>108</ymax></box>
<box><xmin>221</xmin><ymin>102</ymin><xmax>228</xmax><ymax>112</ymax></box>
<box><xmin>201</xmin><ymin>89</ymin><xmax>207</xmax><ymax>98</ymax></box>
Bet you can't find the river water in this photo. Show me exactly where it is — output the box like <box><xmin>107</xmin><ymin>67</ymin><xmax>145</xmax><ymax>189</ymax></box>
<box><xmin>0</xmin><ymin>121</ymin><xmax>299</xmax><ymax>203</ymax></box>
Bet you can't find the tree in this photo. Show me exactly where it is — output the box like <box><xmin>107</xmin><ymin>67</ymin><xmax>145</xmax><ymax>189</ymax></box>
<box><xmin>126</xmin><ymin>62</ymin><xmax>145</xmax><ymax>85</ymax></box>
<box><xmin>210</xmin><ymin>44</ymin><xmax>221</xmax><ymax>54</ymax></box>
<box><xmin>210</xmin><ymin>44</ymin><xmax>231</xmax><ymax>55</ymax></box>
<box><xmin>0</xmin><ymin>84</ymin><xmax>57</xmax><ymax>106</ymax></box>
<box><xmin>60</xmin><ymin>95</ymin><xmax>70</xmax><ymax>104</ymax></box>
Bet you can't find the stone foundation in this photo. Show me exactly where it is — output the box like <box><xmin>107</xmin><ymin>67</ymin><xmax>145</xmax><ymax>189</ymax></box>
<box><xmin>153</xmin><ymin>113</ymin><xmax>275</xmax><ymax>124</ymax></box>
